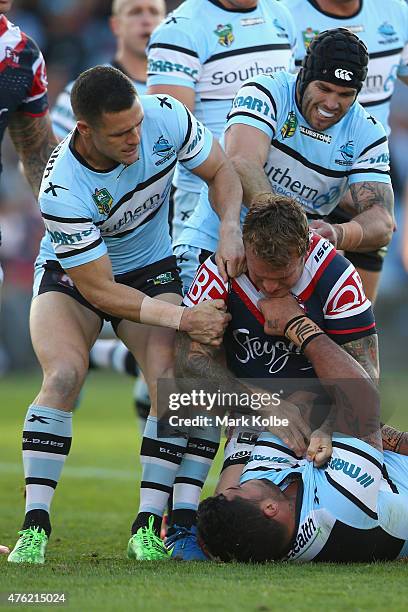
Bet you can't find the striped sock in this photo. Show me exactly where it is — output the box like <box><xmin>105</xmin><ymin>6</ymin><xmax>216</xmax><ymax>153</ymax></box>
<box><xmin>171</xmin><ymin>426</ymin><xmax>220</xmax><ymax>528</ymax></box>
<box><xmin>22</xmin><ymin>404</ymin><xmax>72</xmax><ymax>536</ymax></box>
<box><xmin>133</xmin><ymin>416</ymin><xmax>188</xmax><ymax>535</ymax></box>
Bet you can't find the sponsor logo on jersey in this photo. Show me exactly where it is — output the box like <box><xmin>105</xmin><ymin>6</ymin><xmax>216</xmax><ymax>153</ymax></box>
<box><xmin>212</xmin><ymin>63</ymin><xmax>286</xmax><ymax>87</ymax></box>
<box><xmin>232</xmin><ymin>328</ymin><xmax>302</xmax><ymax>375</ymax></box>
<box><xmin>48</xmin><ymin>228</ymin><xmax>94</xmax><ymax>245</ymax></box>
<box><xmin>302</xmin><ymin>27</ymin><xmax>319</xmax><ymax>49</ymax></box>
<box><xmin>147</xmin><ymin>58</ymin><xmax>198</xmax><ymax>79</ymax></box>
<box><xmin>287</xmin><ymin>517</ymin><xmax>318</xmax><ymax>559</ymax></box>
<box><xmin>103</xmin><ymin>193</ymin><xmax>162</xmax><ymax>234</ymax></box>
<box><xmin>187</xmin><ymin>263</ymin><xmax>226</xmax><ymax>304</ymax></box>
<box><xmin>328</xmin><ymin>458</ymin><xmax>375</xmax><ymax>488</ymax></box>
<box><xmin>147</xmin><ymin>271</ymin><xmax>175</xmax><ymax>286</ymax></box>
<box><xmin>214</xmin><ymin>23</ymin><xmax>234</xmax><ymax>47</ymax></box>
<box><xmin>273</xmin><ymin>18</ymin><xmax>289</xmax><ymax>38</ymax></box>
<box><xmin>378</xmin><ymin>22</ymin><xmax>398</xmax><ymax>44</ymax></box>
<box><xmin>334</xmin><ymin>68</ymin><xmax>353</xmax><ymax>81</ymax></box>
<box><xmin>92</xmin><ymin>188</ymin><xmax>113</xmax><ymax>215</ymax></box>
<box><xmin>43</xmin><ymin>142</ymin><xmax>63</xmax><ymax>179</ymax></box>
<box><xmin>299</xmin><ymin>125</ymin><xmax>332</xmax><ymax>144</ymax></box>
<box><xmin>152</xmin><ymin>135</ymin><xmax>176</xmax><ymax>166</ymax></box>
<box><xmin>240</xmin><ymin>17</ymin><xmax>265</xmax><ymax>27</ymax></box>
<box><xmin>233</xmin><ymin>94</ymin><xmax>275</xmax><ymax>117</ymax></box>
<box><xmin>335</xmin><ymin>141</ymin><xmax>354</xmax><ymax>166</ymax></box>
<box><xmin>345</xmin><ymin>24</ymin><xmax>364</xmax><ymax>34</ymax></box>
<box><xmin>325</xmin><ymin>269</ymin><xmax>367</xmax><ymax>316</ymax></box>
<box><xmin>281</xmin><ymin>111</ymin><xmax>298</xmax><ymax>139</ymax></box>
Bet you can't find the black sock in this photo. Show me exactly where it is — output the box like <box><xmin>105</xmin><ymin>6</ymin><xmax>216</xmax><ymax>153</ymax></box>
<box><xmin>22</xmin><ymin>509</ymin><xmax>51</xmax><ymax>538</ymax></box>
<box><xmin>131</xmin><ymin>512</ymin><xmax>162</xmax><ymax>536</ymax></box>
<box><xmin>170</xmin><ymin>509</ymin><xmax>196</xmax><ymax>530</ymax></box>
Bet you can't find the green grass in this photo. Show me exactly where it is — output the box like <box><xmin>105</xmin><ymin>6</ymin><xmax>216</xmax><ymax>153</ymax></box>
<box><xmin>1</xmin><ymin>371</ymin><xmax>407</xmax><ymax>611</ymax></box>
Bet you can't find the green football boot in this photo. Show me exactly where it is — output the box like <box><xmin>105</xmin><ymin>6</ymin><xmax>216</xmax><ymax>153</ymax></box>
<box><xmin>8</xmin><ymin>527</ymin><xmax>48</xmax><ymax>564</ymax></box>
<box><xmin>127</xmin><ymin>515</ymin><xmax>170</xmax><ymax>561</ymax></box>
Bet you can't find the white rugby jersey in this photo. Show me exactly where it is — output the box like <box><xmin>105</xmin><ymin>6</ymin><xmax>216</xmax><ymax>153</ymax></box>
<box><xmin>36</xmin><ymin>95</ymin><xmax>212</xmax><ymax>274</ymax></box>
<box><xmin>241</xmin><ymin>433</ymin><xmax>408</xmax><ymax>561</ymax></box>
<box><xmin>176</xmin><ymin>70</ymin><xmax>390</xmax><ymax>253</ymax></box>
<box><xmin>147</xmin><ymin>0</ymin><xmax>296</xmax><ymax>193</ymax></box>
<box><xmin>281</xmin><ymin>0</ymin><xmax>408</xmax><ymax>133</ymax></box>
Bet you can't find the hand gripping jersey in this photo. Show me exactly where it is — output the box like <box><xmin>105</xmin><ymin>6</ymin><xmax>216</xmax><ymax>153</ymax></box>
<box><xmin>241</xmin><ymin>432</ymin><xmax>408</xmax><ymax>562</ymax></box>
<box><xmin>147</xmin><ymin>0</ymin><xmax>296</xmax><ymax>193</ymax></box>
<box><xmin>176</xmin><ymin>70</ymin><xmax>391</xmax><ymax>253</ymax></box>
<box><xmin>51</xmin><ymin>61</ymin><xmax>148</xmax><ymax>140</ymax></box>
<box><xmin>0</xmin><ymin>15</ymin><xmax>48</xmax><ymax>175</ymax></box>
<box><xmin>36</xmin><ymin>95</ymin><xmax>212</xmax><ymax>274</ymax></box>
<box><xmin>281</xmin><ymin>0</ymin><xmax>408</xmax><ymax>134</ymax></box>
<box><xmin>183</xmin><ymin>234</ymin><xmax>375</xmax><ymax>381</ymax></box>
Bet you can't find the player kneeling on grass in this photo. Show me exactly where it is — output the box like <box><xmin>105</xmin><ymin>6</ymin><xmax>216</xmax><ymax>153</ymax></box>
<box><xmin>165</xmin><ymin>194</ymin><xmax>384</xmax><ymax>560</ymax></box>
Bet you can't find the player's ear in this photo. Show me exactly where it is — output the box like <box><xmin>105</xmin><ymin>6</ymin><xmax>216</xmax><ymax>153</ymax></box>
<box><xmin>110</xmin><ymin>15</ymin><xmax>119</xmax><ymax>37</ymax></box>
<box><xmin>262</xmin><ymin>500</ymin><xmax>279</xmax><ymax>519</ymax></box>
<box><xmin>76</xmin><ymin>120</ymin><xmax>92</xmax><ymax>138</ymax></box>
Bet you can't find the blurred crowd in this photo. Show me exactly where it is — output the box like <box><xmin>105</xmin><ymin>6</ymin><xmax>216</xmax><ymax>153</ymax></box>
<box><xmin>0</xmin><ymin>0</ymin><xmax>406</xmax><ymax>372</ymax></box>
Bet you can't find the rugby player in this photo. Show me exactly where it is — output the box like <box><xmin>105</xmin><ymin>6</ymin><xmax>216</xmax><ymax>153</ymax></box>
<box><xmin>175</xmin><ymin>28</ymin><xmax>395</xmax><ymax>295</ymax></box>
<box><xmin>280</xmin><ymin>0</ymin><xmax>408</xmax><ymax>301</ymax></box>
<box><xmin>0</xmin><ymin>0</ymin><xmax>57</xmax><ymax>299</ymax></box>
<box><xmin>7</xmin><ymin>66</ymin><xmax>244</xmax><ymax>564</ymax></box>
<box><xmin>165</xmin><ymin>194</ymin><xmax>380</xmax><ymax>560</ymax></box>
<box><xmin>146</xmin><ymin>0</ymin><xmax>296</xmax><ymax>243</ymax></box>
<box><xmin>51</xmin><ymin>0</ymin><xmax>167</xmax><ymax>429</ymax></box>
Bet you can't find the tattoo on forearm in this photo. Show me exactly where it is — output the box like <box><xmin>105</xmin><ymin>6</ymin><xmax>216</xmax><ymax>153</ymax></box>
<box><xmin>350</xmin><ymin>181</ymin><xmax>394</xmax><ymax>216</ymax></box>
<box><xmin>342</xmin><ymin>334</ymin><xmax>379</xmax><ymax>381</ymax></box>
<box><xmin>381</xmin><ymin>424</ymin><xmax>404</xmax><ymax>452</ymax></box>
<box><xmin>8</xmin><ymin>112</ymin><xmax>58</xmax><ymax>198</ymax></box>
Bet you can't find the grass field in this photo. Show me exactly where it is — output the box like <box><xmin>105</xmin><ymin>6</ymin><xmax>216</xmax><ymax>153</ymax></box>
<box><xmin>1</xmin><ymin>371</ymin><xmax>407</xmax><ymax>611</ymax></box>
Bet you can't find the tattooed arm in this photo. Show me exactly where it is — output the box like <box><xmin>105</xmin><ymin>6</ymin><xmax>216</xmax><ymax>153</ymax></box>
<box><xmin>345</xmin><ymin>181</ymin><xmax>394</xmax><ymax>251</ymax></box>
<box><xmin>8</xmin><ymin>111</ymin><xmax>58</xmax><ymax>198</ymax></box>
<box><xmin>341</xmin><ymin>334</ymin><xmax>379</xmax><ymax>382</ymax></box>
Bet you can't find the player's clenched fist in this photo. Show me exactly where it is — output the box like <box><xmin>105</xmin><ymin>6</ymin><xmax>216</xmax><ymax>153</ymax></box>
<box><xmin>258</xmin><ymin>294</ymin><xmax>304</xmax><ymax>336</ymax></box>
<box><xmin>180</xmin><ymin>299</ymin><xmax>231</xmax><ymax>345</ymax></box>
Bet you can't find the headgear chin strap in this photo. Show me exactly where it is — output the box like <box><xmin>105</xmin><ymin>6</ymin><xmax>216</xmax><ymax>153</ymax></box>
<box><xmin>298</xmin><ymin>28</ymin><xmax>369</xmax><ymax>104</ymax></box>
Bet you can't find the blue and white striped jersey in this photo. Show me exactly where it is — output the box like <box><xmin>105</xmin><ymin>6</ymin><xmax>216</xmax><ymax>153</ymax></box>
<box><xmin>176</xmin><ymin>70</ymin><xmax>390</xmax><ymax>253</ymax></box>
<box><xmin>36</xmin><ymin>94</ymin><xmax>213</xmax><ymax>274</ymax></box>
<box><xmin>281</xmin><ymin>0</ymin><xmax>408</xmax><ymax>134</ymax></box>
<box><xmin>51</xmin><ymin>62</ymin><xmax>148</xmax><ymax>140</ymax></box>
<box><xmin>241</xmin><ymin>433</ymin><xmax>408</xmax><ymax>562</ymax></box>
<box><xmin>147</xmin><ymin>0</ymin><xmax>296</xmax><ymax>193</ymax></box>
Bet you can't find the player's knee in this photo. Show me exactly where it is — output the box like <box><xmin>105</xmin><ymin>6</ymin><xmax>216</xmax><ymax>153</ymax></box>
<box><xmin>43</xmin><ymin>361</ymin><xmax>87</xmax><ymax>400</ymax></box>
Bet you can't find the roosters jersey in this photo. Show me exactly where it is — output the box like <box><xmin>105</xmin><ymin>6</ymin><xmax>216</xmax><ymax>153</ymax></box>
<box><xmin>147</xmin><ymin>0</ymin><xmax>296</xmax><ymax>193</ymax></box>
<box><xmin>241</xmin><ymin>432</ymin><xmax>408</xmax><ymax>561</ymax></box>
<box><xmin>0</xmin><ymin>15</ymin><xmax>48</xmax><ymax>175</ymax></box>
<box><xmin>183</xmin><ymin>234</ymin><xmax>376</xmax><ymax>380</ymax></box>
<box><xmin>281</xmin><ymin>0</ymin><xmax>408</xmax><ymax>134</ymax></box>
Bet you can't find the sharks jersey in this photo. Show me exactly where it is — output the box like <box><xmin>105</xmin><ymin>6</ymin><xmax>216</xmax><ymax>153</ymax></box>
<box><xmin>176</xmin><ymin>70</ymin><xmax>390</xmax><ymax>253</ymax></box>
<box><xmin>36</xmin><ymin>95</ymin><xmax>212</xmax><ymax>274</ymax></box>
<box><xmin>51</xmin><ymin>61</ymin><xmax>148</xmax><ymax>140</ymax></box>
<box><xmin>0</xmin><ymin>15</ymin><xmax>48</xmax><ymax>175</ymax></box>
<box><xmin>147</xmin><ymin>0</ymin><xmax>296</xmax><ymax>193</ymax></box>
<box><xmin>183</xmin><ymin>234</ymin><xmax>375</xmax><ymax>380</ymax></box>
<box><xmin>241</xmin><ymin>432</ymin><xmax>408</xmax><ymax>561</ymax></box>
<box><xmin>281</xmin><ymin>0</ymin><xmax>408</xmax><ymax>134</ymax></box>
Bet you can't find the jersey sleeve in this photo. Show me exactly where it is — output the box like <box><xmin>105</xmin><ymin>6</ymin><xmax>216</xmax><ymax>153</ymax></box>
<box><xmin>176</xmin><ymin>103</ymin><xmax>213</xmax><ymax>170</ymax></box>
<box><xmin>183</xmin><ymin>254</ymin><xmax>228</xmax><ymax>307</ymax></box>
<box><xmin>348</xmin><ymin>117</ymin><xmax>391</xmax><ymax>185</ymax></box>
<box><xmin>226</xmin><ymin>75</ymin><xmax>278</xmax><ymax>139</ymax></box>
<box><xmin>51</xmin><ymin>82</ymin><xmax>76</xmax><ymax>139</ymax></box>
<box><xmin>39</xmin><ymin>191</ymin><xmax>107</xmax><ymax>269</ymax></box>
<box><xmin>321</xmin><ymin>256</ymin><xmax>376</xmax><ymax>344</ymax></box>
<box><xmin>17</xmin><ymin>36</ymin><xmax>48</xmax><ymax>116</ymax></box>
<box><xmin>147</xmin><ymin>16</ymin><xmax>203</xmax><ymax>90</ymax></box>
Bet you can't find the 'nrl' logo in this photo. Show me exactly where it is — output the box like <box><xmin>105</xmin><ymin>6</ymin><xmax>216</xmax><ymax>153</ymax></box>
<box><xmin>92</xmin><ymin>187</ymin><xmax>113</xmax><ymax>215</ymax></box>
<box><xmin>214</xmin><ymin>23</ymin><xmax>234</xmax><ymax>47</ymax></box>
<box><xmin>281</xmin><ymin>111</ymin><xmax>298</xmax><ymax>139</ymax></box>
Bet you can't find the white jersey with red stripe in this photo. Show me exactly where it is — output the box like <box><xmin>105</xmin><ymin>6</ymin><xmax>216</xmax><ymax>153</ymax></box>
<box><xmin>183</xmin><ymin>233</ymin><xmax>375</xmax><ymax>381</ymax></box>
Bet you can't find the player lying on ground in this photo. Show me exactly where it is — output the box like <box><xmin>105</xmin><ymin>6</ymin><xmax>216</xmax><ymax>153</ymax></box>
<box><xmin>162</xmin><ymin>194</ymin><xmax>380</xmax><ymax>560</ymax></box>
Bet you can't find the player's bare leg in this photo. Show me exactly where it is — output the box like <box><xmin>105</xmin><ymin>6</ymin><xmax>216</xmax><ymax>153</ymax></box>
<box><xmin>8</xmin><ymin>293</ymin><xmax>101</xmax><ymax>564</ymax></box>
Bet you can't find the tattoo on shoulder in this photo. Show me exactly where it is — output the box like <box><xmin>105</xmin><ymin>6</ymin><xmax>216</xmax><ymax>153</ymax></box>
<box><xmin>350</xmin><ymin>181</ymin><xmax>394</xmax><ymax>216</ymax></box>
<box><xmin>342</xmin><ymin>334</ymin><xmax>379</xmax><ymax>382</ymax></box>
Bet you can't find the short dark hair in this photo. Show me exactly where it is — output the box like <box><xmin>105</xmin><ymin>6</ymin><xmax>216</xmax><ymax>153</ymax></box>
<box><xmin>197</xmin><ymin>494</ymin><xmax>289</xmax><ymax>563</ymax></box>
<box><xmin>243</xmin><ymin>193</ymin><xmax>310</xmax><ymax>267</ymax></box>
<box><xmin>71</xmin><ymin>65</ymin><xmax>138</xmax><ymax>126</ymax></box>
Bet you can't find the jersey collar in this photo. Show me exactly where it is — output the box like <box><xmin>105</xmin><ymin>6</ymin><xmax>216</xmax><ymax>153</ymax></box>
<box><xmin>69</xmin><ymin>129</ymin><xmax>121</xmax><ymax>174</ymax></box>
<box><xmin>307</xmin><ymin>0</ymin><xmax>363</xmax><ymax>20</ymax></box>
<box><xmin>207</xmin><ymin>0</ymin><xmax>258</xmax><ymax>14</ymax></box>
